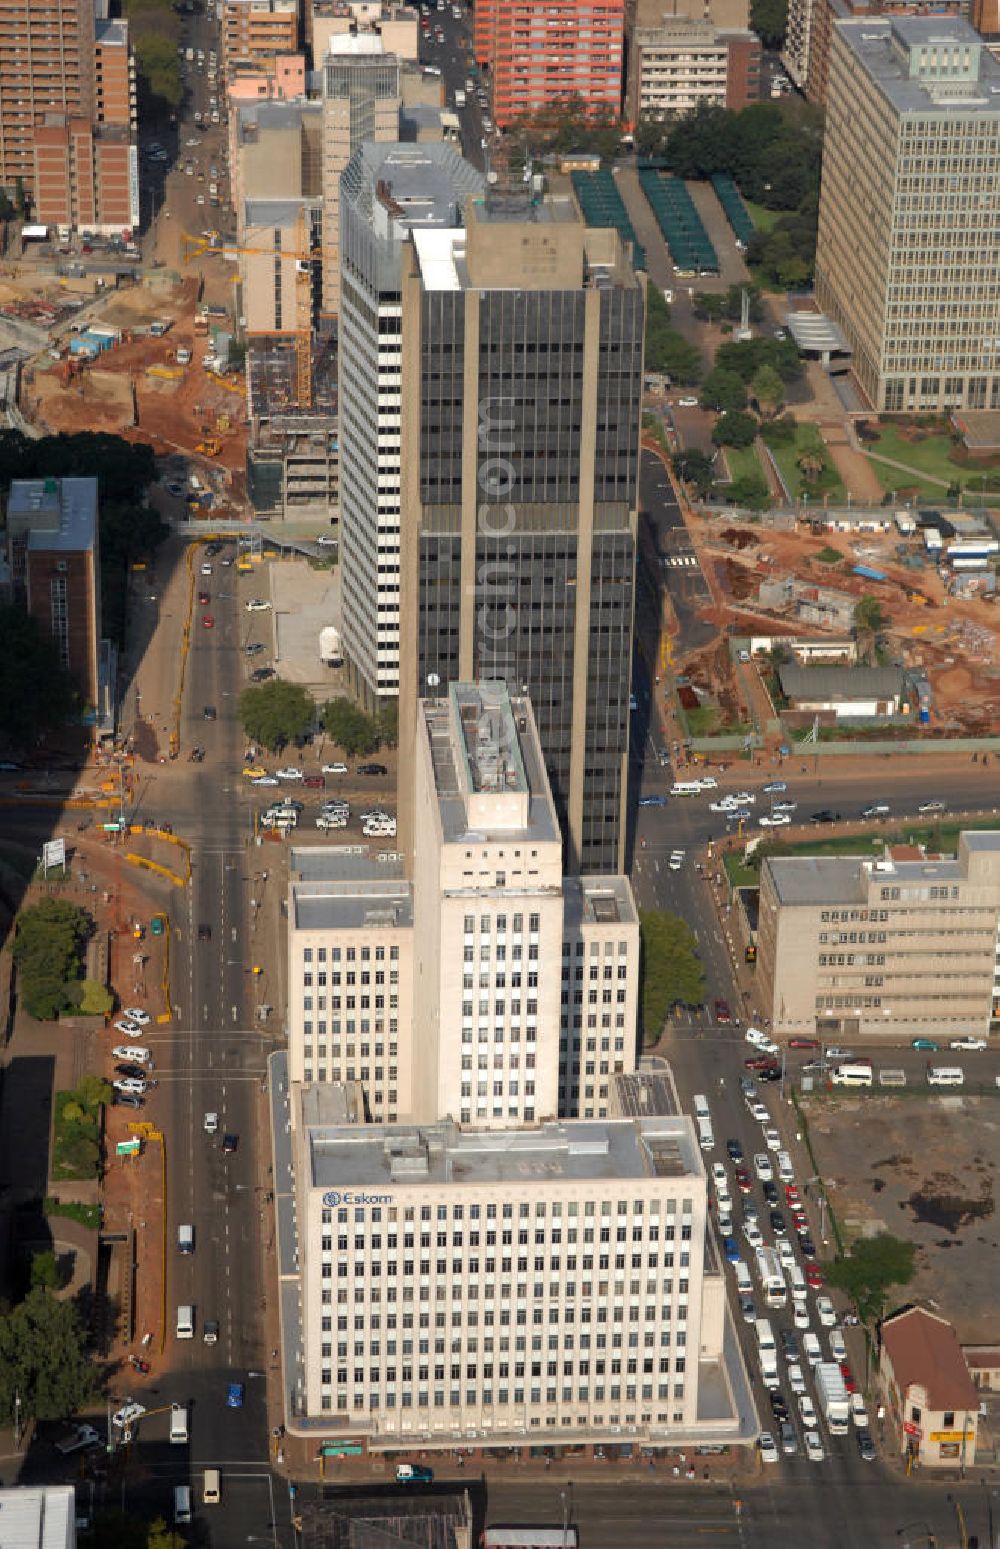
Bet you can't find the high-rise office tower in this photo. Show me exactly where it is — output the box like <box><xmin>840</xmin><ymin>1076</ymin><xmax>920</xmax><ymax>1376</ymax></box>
<box><xmin>320</xmin><ymin>37</ymin><xmax>401</xmax><ymax>318</ymax></box>
<box><xmin>338</xmin><ymin>142</ymin><xmax>484</xmax><ymax>706</ymax></box>
<box><xmin>815</xmin><ymin>16</ymin><xmax>1000</xmax><ymax>412</ymax></box>
<box><xmin>398</xmin><ymin>194</ymin><xmax>645</xmax><ymax>875</ymax></box>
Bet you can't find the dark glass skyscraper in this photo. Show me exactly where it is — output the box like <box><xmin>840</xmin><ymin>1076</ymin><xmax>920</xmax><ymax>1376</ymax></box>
<box><xmin>399</xmin><ymin>194</ymin><xmax>645</xmax><ymax>875</ymax></box>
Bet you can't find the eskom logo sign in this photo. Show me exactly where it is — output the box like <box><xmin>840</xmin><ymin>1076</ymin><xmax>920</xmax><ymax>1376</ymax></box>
<box><xmin>322</xmin><ymin>1190</ymin><xmax>393</xmax><ymax>1207</ymax></box>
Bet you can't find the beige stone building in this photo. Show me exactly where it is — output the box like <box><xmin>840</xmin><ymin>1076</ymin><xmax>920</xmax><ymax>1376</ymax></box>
<box><xmin>285</xmin><ymin>683</ymin><xmax>640</xmax><ymax>1124</ymax></box>
<box><xmin>815</xmin><ymin>16</ymin><xmax>1000</xmax><ymax>412</ymax></box>
<box><xmin>757</xmin><ymin>831</ymin><xmax>1000</xmax><ymax>1040</ymax></box>
<box><xmin>284</xmin><ymin>1103</ymin><xmax>745</xmax><ymax>1448</ymax></box>
<box><xmin>222</xmin><ymin>0</ymin><xmax>299</xmax><ymax>77</ymax></box>
<box><xmin>312</xmin><ymin>1</ymin><xmax>419</xmax><ymax>65</ymax></box>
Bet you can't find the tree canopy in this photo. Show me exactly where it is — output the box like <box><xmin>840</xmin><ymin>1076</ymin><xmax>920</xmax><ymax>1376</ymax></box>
<box><xmin>238</xmin><ymin>678</ymin><xmax>315</xmax><ymax>750</ymax></box>
<box><xmin>0</xmin><ymin>1286</ymin><xmax>99</xmax><ymax>1422</ymax></box>
<box><xmin>639</xmin><ymin>910</ymin><xmax>706</xmax><ymax>1042</ymax></box>
<box><xmin>701</xmin><ymin>367</ymin><xmax>748</xmax><ymax>414</ymax></box>
<box><xmin>649</xmin><ymin>100</ymin><xmax>824</xmax><ymax>213</ymax></box>
<box><xmin>715</xmin><ymin>335</ymin><xmax>803</xmax><ymax>384</ymax></box>
<box><xmin>751</xmin><ymin>0</ymin><xmax>789</xmax><ymax>49</ymax></box>
<box><xmin>645</xmin><ymin>285</ymin><xmax>703</xmax><ymax>385</ymax></box>
<box><xmin>323</xmin><ymin>697</ymin><xmax>381</xmax><ymax>757</ymax></box>
<box><xmin>823</xmin><ymin>1233</ymin><xmax>915</xmax><ymax>1324</ymax></box>
<box><xmin>12</xmin><ymin>899</ymin><xmax>93</xmax><ymax>1021</ymax></box>
<box><xmin>750</xmin><ymin>363</ymin><xmax>786</xmax><ymax>417</ymax></box>
<box><xmin>747</xmin><ymin>202</ymin><xmax>819</xmax><ymax>289</ymax></box>
<box><xmin>0</xmin><ymin>606</ymin><xmax>77</xmax><ymax>751</ymax></box>
<box><xmin>674</xmin><ymin>449</ymin><xmax>716</xmax><ymax>498</ymax></box>
<box><xmin>724</xmin><ymin>471</ymin><xmax>771</xmax><ymax>510</ymax></box>
<box><xmin>712</xmin><ymin>410</ymin><xmax>759</xmax><ymax>449</ymax></box>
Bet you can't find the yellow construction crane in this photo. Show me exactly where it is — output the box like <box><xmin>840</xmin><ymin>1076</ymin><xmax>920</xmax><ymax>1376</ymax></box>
<box><xmin>181</xmin><ymin>230</ymin><xmax>316</xmax><ymax>265</ymax></box>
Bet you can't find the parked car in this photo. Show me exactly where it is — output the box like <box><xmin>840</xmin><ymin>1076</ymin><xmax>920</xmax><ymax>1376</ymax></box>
<box><xmin>759</xmin><ymin>813</ymin><xmax>791</xmax><ymax>827</ymax></box>
<box><xmin>276</xmin><ymin>767</ymin><xmax>304</xmax><ymax>781</ymax></box>
<box><xmin>810</xmin><ymin>809</ymin><xmax>841</xmax><ymax>823</ymax></box>
<box><xmin>113</xmin><ymin>1019</ymin><xmax>142</xmax><ymax>1038</ymax></box>
<box><xmin>358</xmin><ymin>763</ymin><xmax>388</xmax><ymax>776</ymax></box>
<box><xmin>250</xmin><ymin>667</ymin><xmax>275</xmax><ymax>682</ymax></box>
<box><xmin>112</xmin><ymin>1402</ymin><xmax>146</xmax><ymax>1430</ymax></box>
<box><xmin>912</xmin><ymin>1038</ymin><xmax>939</xmax><ymax>1051</ymax></box>
<box><xmin>917</xmin><ymin>799</ymin><xmax>946</xmax><ymax>814</ymax></box>
<box><xmin>113</xmin><ymin>1045</ymin><xmax>151</xmax><ymax>1064</ymax></box>
<box><xmin>245</xmin><ymin>598</ymin><xmax>271</xmax><ymax>611</ymax></box>
<box><xmin>55</xmin><ymin>1423</ymin><xmax>103</xmax><ymax>1455</ymax></box>
<box><xmin>949</xmin><ymin>1036</ymin><xmax>987</xmax><ymax>1050</ymax></box>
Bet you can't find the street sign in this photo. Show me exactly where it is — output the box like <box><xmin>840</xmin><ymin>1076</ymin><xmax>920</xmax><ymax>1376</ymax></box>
<box><xmin>42</xmin><ymin>838</ymin><xmax>66</xmax><ymax>872</ymax></box>
<box><xmin>116</xmin><ymin>1139</ymin><xmax>142</xmax><ymax>1157</ymax></box>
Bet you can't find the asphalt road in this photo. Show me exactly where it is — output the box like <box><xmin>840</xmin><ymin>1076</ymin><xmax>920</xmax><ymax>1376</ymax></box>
<box><xmin>419</xmin><ymin>1</ymin><xmax>490</xmax><ymax>171</ymax></box>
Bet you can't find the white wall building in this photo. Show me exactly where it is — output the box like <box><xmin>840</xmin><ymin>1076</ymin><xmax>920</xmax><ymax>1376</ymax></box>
<box><xmin>285</xmin><ymin>684</ymin><xmax>640</xmax><ymax>1125</ymax></box>
<box><xmin>287</xmin><ymin>1105</ymin><xmax>744</xmax><ymax>1447</ymax></box>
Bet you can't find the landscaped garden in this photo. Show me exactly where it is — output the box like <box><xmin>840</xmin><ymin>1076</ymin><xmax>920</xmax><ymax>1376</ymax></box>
<box><xmin>860</xmin><ymin>419</ymin><xmax>1000</xmax><ymax>504</ymax></box>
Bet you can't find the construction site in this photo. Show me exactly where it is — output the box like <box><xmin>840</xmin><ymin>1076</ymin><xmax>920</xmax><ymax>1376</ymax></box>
<box><xmin>667</xmin><ymin>498</ymin><xmax>1000</xmax><ymax>738</ymax></box>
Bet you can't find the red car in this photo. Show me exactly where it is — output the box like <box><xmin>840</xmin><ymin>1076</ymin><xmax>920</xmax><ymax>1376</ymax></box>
<box><xmin>785</xmin><ymin>1185</ymin><xmax>801</xmax><ymax>1206</ymax></box>
<box><xmin>303</xmin><ymin>775</ymin><xmax>324</xmax><ymax>789</ymax></box>
<box><xmin>734</xmin><ymin>1168</ymin><xmax>752</xmax><ymax>1194</ymax></box>
<box><xmin>789</xmin><ymin>1037</ymin><xmax>820</xmax><ymax>1050</ymax></box>
<box><xmin>745</xmin><ymin>1055</ymin><xmax>776</xmax><ymax>1071</ymax></box>
<box><xmin>840</xmin><ymin>1363</ymin><xmax>857</xmax><ymax>1394</ymax></box>
<box><xmin>805</xmin><ymin>1264</ymin><xmax>823</xmax><ymax>1289</ymax></box>
<box><xmin>198</xmin><ymin>591</ymin><xmax>210</xmax><ymax>604</ymax></box>
<box><xmin>202</xmin><ymin>615</ymin><xmax>215</xmax><ymax>629</ymax></box>
<box><xmin>714</xmin><ymin>998</ymin><xmax>732</xmax><ymax>1024</ymax></box>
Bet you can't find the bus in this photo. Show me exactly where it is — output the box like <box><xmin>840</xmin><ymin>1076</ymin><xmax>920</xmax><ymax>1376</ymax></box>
<box><xmin>670</xmin><ymin>781</ymin><xmax>702</xmax><ymax>797</ymax></box>
<box><xmin>755</xmin><ymin>1246</ymin><xmax>787</xmax><ymax>1308</ymax></box>
<box><xmin>484</xmin><ymin>1533</ymin><xmax>579</xmax><ymax>1549</ymax></box>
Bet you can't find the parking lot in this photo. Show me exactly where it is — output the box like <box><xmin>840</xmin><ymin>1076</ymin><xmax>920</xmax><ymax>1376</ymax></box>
<box><xmin>802</xmin><ymin>1091</ymin><xmax>1000</xmax><ymax>1343</ymax></box>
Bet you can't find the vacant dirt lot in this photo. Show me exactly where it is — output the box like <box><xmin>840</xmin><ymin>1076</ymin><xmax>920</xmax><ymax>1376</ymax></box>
<box><xmin>803</xmin><ymin>1092</ymin><xmax>1000</xmax><ymax>1342</ymax></box>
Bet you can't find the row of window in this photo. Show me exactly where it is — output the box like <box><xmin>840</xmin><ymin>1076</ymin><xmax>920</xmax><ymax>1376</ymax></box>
<box><xmin>321</xmin><ymin>1387</ymin><xmax>685</xmax><ymax>1412</ymax></box>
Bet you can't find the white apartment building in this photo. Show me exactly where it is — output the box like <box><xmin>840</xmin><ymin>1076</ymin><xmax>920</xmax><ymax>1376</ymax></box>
<box><xmin>337</xmin><ymin>143</ymin><xmax>483</xmax><ymax>705</ymax></box>
<box><xmin>284</xmin><ymin>1104</ymin><xmax>744</xmax><ymax>1448</ymax></box>
<box><xmin>285</xmin><ymin>684</ymin><xmax>640</xmax><ymax>1125</ymax></box>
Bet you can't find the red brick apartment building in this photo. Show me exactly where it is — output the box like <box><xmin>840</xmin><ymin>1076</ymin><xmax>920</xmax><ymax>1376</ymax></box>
<box><xmin>473</xmin><ymin>0</ymin><xmax>625</xmax><ymax>127</ymax></box>
<box><xmin>0</xmin><ymin>0</ymin><xmax>137</xmax><ymax>231</ymax></box>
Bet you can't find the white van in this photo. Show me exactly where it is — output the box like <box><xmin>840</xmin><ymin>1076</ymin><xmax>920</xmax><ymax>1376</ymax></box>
<box><xmin>776</xmin><ymin>1150</ymin><xmax>794</xmax><ymax>1184</ymax></box>
<box><xmin>788</xmin><ymin>1263</ymin><xmax>807</xmax><ymax>1302</ymax></box>
<box><xmin>176</xmin><ymin>1304</ymin><xmax>194</xmax><ymax>1339</ymax></box>
<box><xmin>177</xmin><ymin>1224</ymin><xmax>194</xmax><ymax>1254</ymax></box>
<box><xmin>802</xmin><ymin>1331</ymin><xmax>822</xmax><ymax>1367</ymax></box>
<box><xmin>670</xmin><ymin>781</ymin><xmax>702</xmax><ymax>797</ymax></box>
<box><xmin>692</xmin><ymin>1093</ymin><xmax>711</xmax><ymax>1120</ymax></box>
<box><xmin>203</xmin><ymin>1468</ymin><xmax>220</xmax><ymax>1505</ymax></box>
<box><xmin>734</xmin><ymin>1260</ymin><xmax>752</xmax><ymax>1294</ymax></box>
<box><xmin>927</xmin><ymin>1066</ymin><xmax>964</xmax><ymax>1086</ymax></box>
<box><xmin>170</xmin><ymin>1404</ymin><xmax>188</xmax><ymax>1444</ymax></box>
<box><xmin>696</xmin><ymin>1114</ymin><xmax>715</xmax><ymax>1151</ymax></box>
<box><xmin>174</xmin><ymin>1486</ymin><xmax>192</xmax><ymax>1525</ymax></box>
<box><xmin>831</xmin><ymin>1064</ymin><xmax>873</xmax><ymax>1088</ymax></box>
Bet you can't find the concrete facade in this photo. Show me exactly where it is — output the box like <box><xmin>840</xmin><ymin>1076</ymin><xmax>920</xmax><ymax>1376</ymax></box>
<box><xmin>284</xmin><ymin>684</ymin><xmax>640</xmax><ymax>1125</ymax></box>
<box><xmin>815</xmin><ymin>16</ymin><xmax>1000</xmax><ymax>412</ymax></box>
<box><xmin>757</xmin><ymin>831</ymin><xmax>1000</xmax><ymax>1039</ymax></box>
<box><xmin>222</xmin><ymin>0</ymin><xmax>300</xmax><ymax>76</ymax></box>
<box><xmin>631</xmin><ymin>20</ymin><xmax>760</xmax><ymax>119</ymax></box>
<box><xmin>289</xmin><ymin>1106</ymin><xmax>742</xmax><ymax>1449</ymax></box>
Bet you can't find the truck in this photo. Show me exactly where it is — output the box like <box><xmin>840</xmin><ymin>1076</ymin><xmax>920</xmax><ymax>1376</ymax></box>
<box><xmin>455</xmin><ymin>89</ymin><xmax>466</xmax><ymax>107</ymax></box>
<box><xmin>755</xmin><ymin>1317</ymin><xmax>780</xmax><ymax>1390</ymax></box>
<box><xmin>815</xmin><ymin>1361</ymin><xmax>850</xmax><ymax>1434</ymax></box>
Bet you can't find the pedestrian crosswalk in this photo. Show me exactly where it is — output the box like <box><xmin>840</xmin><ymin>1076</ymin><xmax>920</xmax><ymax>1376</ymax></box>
<box><xmin>663</xmin><ymin>553</ymin><xmax>699</xmax><ymax>569</ymax></box>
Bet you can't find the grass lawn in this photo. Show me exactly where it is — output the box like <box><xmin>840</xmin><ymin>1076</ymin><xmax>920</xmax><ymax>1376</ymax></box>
<box><xmin>864</xmin><ymin>423</ymin><xmax>1000</xmax><ymax>503</ymax></box>
<box><xmin>765</xmin><ymin>422</ymin><xmax>847</xmax><ymax>503</ymax></box>
<box><xmin>742</xmin><ymin>199</ymin><xmax>782</xmax><ymax>234</ymax></box>
<box><xmin>724</xmin><ymin>852</ymin><xmax>761</xmax><ymax>889</ymax></box>
<box><xmin>721</xmin><ymin>443</ymin><xmax>762</xmax><ymax>483</ymax></box>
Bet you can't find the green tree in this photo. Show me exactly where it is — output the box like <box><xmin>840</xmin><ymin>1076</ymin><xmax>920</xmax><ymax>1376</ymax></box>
<box><xmin>30</xmin><ymin>1251</ymin><xmax>60</xmax><ymax>1291</ymax></box>
<box><xmin>750</xmin><ymin>363</ymin><xmax>785</xmax><ymax>417</ymax></box>
<box><xmin>712</xmin><ymin>410</ymin><xmax>758</xmax><ymax>449</ymax></box>
<box><xmin>238</xmin><ymin>679</ymin><xmax>315</xmax><ymax>750</ymax></box>
<box><xmin>853</xmin><ymin>593</ymin><xmax>888</xmax><ymax>664</ymax></box>
<box><xmin>0</xmin><ymin>1287</ymin><xmax>100</xmax><ymax>1422</ymax></box>
<box><xmin>12</xmin><ymin>899</ymin><xmax>93</xmax><ymax>1021</ymax></box>
<box><xmin>322</xmin><ymin>697</ymin><xmax>381</xmax><ymax>757</ymax></box>
<box><xmin>751</xmin><ymin>0</ymin><xmax>789</xmax><ymax>49</ymax></box>
<box><xmin>674</xmin><ymin>449</ymin><xmax>716</xmax><ymax>497</ymax></box>
<box><xmin>378</xmin><ymin>699</ymin><xmax>399</xmax><ymax>749</ymax></box>
<box><xmin>701</xmin><ymin>367</ymin><xmax>748</xmax><ymax>414</ymax></box>
<box><xmin>725</xmin><ymin>471</ymin><xmax>771</xmax><ymax>510</ymax></box>
<box><xmin>146</xmin><ymin>1519</ymin><xmax>187</xmax><ymax>1549</ymax></box>
<box><xmin>645</xmin><ymin>285</ymin><xmax>703</xmax><ymax>384</ymax></box>
<box><xmin>716</xmin><ymin>336</ymin><xmax>803</xmax><ymax>384</ymax></box>
<box><xmin>132</xmin><ymin>33</ymin><xmax>182</xmax><ymax>109</ymax></box>
<box><xmin>639</xmin><ymin>910</ymin><xmax>706</xmax><ymax>1042</ymax></box>
<box><xmin>0</xmin><ymin>607</ymin><xmax>77</xmax><ymax>751</ymax></box>
<box><xmin>824</xmin><ymin>1233</ymin><xmax>915</xmax><ymax>1324</ymax></box>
